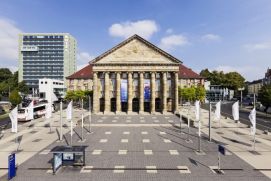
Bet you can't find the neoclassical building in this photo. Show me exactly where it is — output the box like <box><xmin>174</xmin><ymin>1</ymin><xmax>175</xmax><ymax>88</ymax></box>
<box><xmin>67</xmin><ymin>35</ymin><xmax>204</xmax><ymax>114</ymax></box>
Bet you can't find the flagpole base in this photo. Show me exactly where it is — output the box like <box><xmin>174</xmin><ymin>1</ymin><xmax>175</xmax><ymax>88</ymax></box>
<box><xmin>185</xmin><ymin>139</ymin><xmax>193</xmax><ymax>143</ymax></box>
<box><xmin>78</xmin><ymin>139</ymin><xmax>86</xmax><ymax>142</ymax></box>
<box><xmin>195</xmin><ymin>150</ymin><xmax>206</xmax><ymax>155</ymax></box>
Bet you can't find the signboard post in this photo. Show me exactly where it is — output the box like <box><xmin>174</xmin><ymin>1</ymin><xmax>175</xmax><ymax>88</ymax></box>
<box><xmin>8</xmin><ymin>153</ymin><xmax>16</xmax><ymax>180</ymax></box>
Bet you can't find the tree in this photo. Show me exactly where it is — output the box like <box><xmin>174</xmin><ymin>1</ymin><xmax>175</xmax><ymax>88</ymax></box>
<box><xmin>179</xmin><ymin>87</ymin><xmax>196</xmax><ymax>102</ymax></box>
<box><xmin>258</xmin><ymin>85</ymin><xmax>271</xmax><ymax>110</ymax></box>
<box><xmin>0</xmin><ymin>68</ymin><xmax>13</xmax><ymax>82</ymax></box>
<box><xmin>9</xmin><ymin>90</ymin><xmax>22</xmax><ymax>106</ymax></box>
<box><xmin>200</xmin><ymin>68</ymin><xmax>245</xmax><ymax>92</ymax></box>
<box><xmin>65</xmin><ymin>91</ymin><xmax>77</xmax><ymax>101</ymax></box>
<box><xmin>224</xmin><ymin>72</ymin><xmax>245</xmax><ymax>90</ymax></box>
<box><xmin>18</xmin><ymin>81</ymin><xmax>29</xmax><ymax>94</ymax></box>
<box><xmin>195</xmin><ymin>86</ymin><xmax>206</xmax><ymax>102</ymax></box>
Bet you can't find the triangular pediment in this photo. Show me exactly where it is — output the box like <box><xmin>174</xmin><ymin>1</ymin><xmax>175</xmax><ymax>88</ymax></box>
<box><xmin>91</xmin><ymin>35</ymin><xmax>182</xmax><ymax>64</ymax></box>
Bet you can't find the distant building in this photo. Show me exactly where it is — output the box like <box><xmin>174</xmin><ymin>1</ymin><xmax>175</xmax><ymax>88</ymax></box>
<box><xmin>18</xmin><ymin>33</ymin><xmax>77</xmax><ymax>91</ymax></box>
<box><xmin>38</xmin><ymin>78</ymin><xmax>65</xmax><ymax>103</ymax></box>
<box><xmin>264</xmin><ymin>68</ymin><xmax>271</xmax><ymax>85</ymax></box>
<box><xmin>65</xmin><ymin>35</ymin><xmax>202</xmax><ymax>114</ymax></box>
<box><xmin>66</xmin><ymin>64</ymin><xmax>93</xmax><ymax>91</ymax></box>
<box><xmin>247</xmin><ymin>79</ymin><xmax>264</xmax><ymax>96</ymax></box>
<box><xmin>206</xmin><ymin>85</ymin><xmax>234</xmax><ymax>102</ymax></box>
<box><xmin>178</xmin><ymin>64</ymin><xmax>205</xmax><ymax>88</ymax></box>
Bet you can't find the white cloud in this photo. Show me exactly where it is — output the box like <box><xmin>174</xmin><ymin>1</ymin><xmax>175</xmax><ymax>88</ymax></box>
<box><xmin>108</xmin><ymin>20</ymin><xmax>158</xmax><ymax>39</ymax></box>
<box><xmin>213</xmin><ymin>65</ymin><xmax>263</xmax><ymax>81</ymax></box>
<box><xmin>159</xmin><ymin>34</ymin><xmax>189</xmax><ymax>51</ymax></box>
<box><xmin>0</xmin><ymin>18</ymin><xmax>22</xmax><ymax>67</ymax></box>
<box><xmin>77</xmin><ymin>51</ymin><xmax>94</xmax><ymax>71</ymax></box>
<box><xmin>244</xmin><ymin>42</ymin><xmax>271</xmax><ymax>51</ymax></box>
<box><xmin>201</xmin><ymin>34</ymin><xmax>221</xmax><ymax>42</ymax></box>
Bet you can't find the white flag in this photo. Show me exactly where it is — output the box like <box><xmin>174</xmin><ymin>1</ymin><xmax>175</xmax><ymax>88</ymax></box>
<box><xmin>195</xmin><ymin>101</ymin><xmax>200</xmax><ymax>121</ymax></box>
<box><xmin>9</xmin><ymin>106</ymin><xmax>18</xmax><ymax>133</ymax></box>
<box><xmin>214</xmin><ymin>101</ymin><xmax>221</xmax><ymax>121</ymax></box>
<box><xmin>26</xmin><ymin>101</ymin><xmax>34</xmax><ymax>120</ymax></box>
<box><xmin>71</xmin><ymin>119</ymin><xmax>73</xmax><ymax>136</ymax></box>
<box><xmin>249</xmin><ymin>108</ymin><xmax>256</xmax><ymax>134</ymax></box>
<box><xmin>195</xmin><ymin>100</ymin><xmax>201</xmax><ymax>137</ymax></box>
<box><xmin>45</xmin><ymin>103</ymin><xmax>52</xmax><ymax>119</ymax></box>
<box><xmin>232</xmin><ymin>101</ymin><xmax>239</xmax><ymax>121</ymax></box>
<box><xmin>66</xmin><ymin>101</ymin><xmax>73</xmax><ymax>120</ymax></box>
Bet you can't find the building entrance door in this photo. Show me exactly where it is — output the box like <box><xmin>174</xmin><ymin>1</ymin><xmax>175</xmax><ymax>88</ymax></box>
<box><xmin>100</xmin><ymin>98</ymin><xmax>105</xmax><ymax>112</ymax></box>
<box><xmin>121</xmin><ymin>102</ymin><xmax>128</xmax><ymax>112</ymax></box>
<box><xmin>132</xmin><ymin>98</ymin><xmax>139</xmax><ymax>112</ymax></box>
<box><xmin>155</xmin><ymin>98</ymin><xmax>161</xmax><ymax>112</ymax></box>
<box><xmin>144</xmin><ymin>102</ymin><xmax>150</xmax><ymax>112</ymax></box>
<box><xmin>111</xmin><ymin>98</ymin><xmax>116</xmax><ymax>112</ymax></box>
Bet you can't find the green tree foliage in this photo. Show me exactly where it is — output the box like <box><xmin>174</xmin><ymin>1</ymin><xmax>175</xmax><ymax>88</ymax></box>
<box><xmin>180</xmin><ymin>86</ymin><xmax>206</xmax><ymax>103</ymax></box>
<box><xmin>179</xmin><ymin>86</ymin><xmax>196</xmax><ymax>102</ymax></box>
<box><xmin>258</xmin><ymin>85</ymin><xmax>271</xmax><ymax>109</ymax></box>
<box><xmin>9</xmin><ymin>90</ymin><xmax>22</xmax><ymax>106</ymax></box>
<box><xmin>65</xmin><ymin>90</ymin><xmax>92</xmax><ymax>102</ymax></box>
<box><xmin>195</xmin><ymin>86</ymin><xmax>206</xmax><ymax>102</ymax></box>
<box><xmin>200</xmin><ymin>69</ymin><xmax>245</xmax><ymax>91</ymax></box>
<box><xmin>18</xmin><ymin>81</ymin><xmax>29</xmax><ymax>94</ymax></box>
<box><xmin>0</xmin><ymin>68</ymin><xmax>13</xmax><ymax>81</ymax></box>
<box><xmin>0</xmin><ymin>69</ymin><xmax>30</xmax><ymax>97</ymax></box>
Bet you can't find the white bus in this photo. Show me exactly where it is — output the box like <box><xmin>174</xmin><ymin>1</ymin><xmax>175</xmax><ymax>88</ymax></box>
<box><xmin>18</xmin><ymin>102</ymin><xmax>54</xmax><ymax>122</ymax></box>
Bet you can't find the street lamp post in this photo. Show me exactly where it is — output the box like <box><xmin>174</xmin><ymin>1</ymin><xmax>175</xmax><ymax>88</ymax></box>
<box><xmin>238</xmin><ymin>87</ymin><xmax>245</xmax><ymax>108</ymax></box>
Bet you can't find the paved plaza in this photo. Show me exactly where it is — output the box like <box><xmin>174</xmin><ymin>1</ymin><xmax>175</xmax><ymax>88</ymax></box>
<box><xmin>1</xmin><ymin>110</ymin><xmax>270</xmax><ymax>181</ymax></box>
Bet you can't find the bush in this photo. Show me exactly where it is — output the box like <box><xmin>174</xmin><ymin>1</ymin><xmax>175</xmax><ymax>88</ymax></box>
<box><xmin>9</xmin><ymin>90</ymin><xmax>22</xmax><ymax>106</ymax></box>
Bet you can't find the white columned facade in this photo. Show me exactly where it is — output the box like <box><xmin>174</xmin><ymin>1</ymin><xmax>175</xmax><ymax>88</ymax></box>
<box><xmin>93</xmin><ymin>72</ymin><xmax>99</xmax><ymax>113</ymax></box>
<box><xmin>162</xmin><ymin>72</ymin><xmax>168</xmax><ymax>113</ymax></box>
<box><xmin>151</xmin><ymin>72</ymin><xmax>156</xmax><ymax>114</ymax></box>
<box><xmin>127</xmin><ymin>72</ymin><xmax>133</xmax><ymax>113</ymax></box>
<box><xmin>116</xmin><ymin>72</ymin><xmax>121</xmax><ymax>113</ymax></box>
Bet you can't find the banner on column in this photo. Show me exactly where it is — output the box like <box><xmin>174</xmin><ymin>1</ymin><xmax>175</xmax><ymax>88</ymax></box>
<box><xmin>144</xmin><ymin>79</ymin><xmax>151</xmax><ymax>102</ymax></box>
<box><xmin>121</xmin><ymin>79</ymin><xmax>128</xmax><ymax>102</ymax></box>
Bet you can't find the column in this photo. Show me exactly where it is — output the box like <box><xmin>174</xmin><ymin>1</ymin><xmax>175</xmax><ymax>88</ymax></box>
<box><xmin>93</xmin><ymin>72</ymin><xmax>99</xmax><ymax>114</ymax></box>
<box><xmin>127</xmin><ymin>72</ymin><xmax>133</xmax><ymax>113</ymax></box>
<box><xmin>174</xmin><ymin>72</ymin><xmax>179</xmax><ymax>113</ymax></box>
<box><xmin>139</xmin><ymin>72</ymin><xmax>144</xmax><ymax>113</ymax></box>
<box><xmin>162</xmin><ymin>72</ymin><xmax>167</xmax><ymax>113</ymax></box>
<box><xmin>104</xmin><ymin>72</ymin><xmax>110</xmax><ymax>113</ymax></box>
<box><xmin>151</xmin><ymin>72</ymin><xmax>156</xmax><ymax>114</ymax></box>
<box><xmin>116</xmin><ymin>72</ymin><xmax>121</xmax><ymax>113</ymax></box>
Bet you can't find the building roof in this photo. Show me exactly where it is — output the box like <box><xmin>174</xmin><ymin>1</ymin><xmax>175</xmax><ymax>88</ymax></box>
<box><xmin>90</xmin><ymin>34</ymin><xmax>182</xmax><ymax>64</ymax></box>
<box><xmin>66</xmin><ymin>64</ymin><xmax>93</xmax><ymax>79</ymax></box>
<box><xmin>179</xmin><ymin>64</ymin><xmax>203</xmax><ymax>79</ymax></box>
<box><xmin>248</xmin><ymin>79</ymin><xmax>264</xmax><ymax>85</ymax></box>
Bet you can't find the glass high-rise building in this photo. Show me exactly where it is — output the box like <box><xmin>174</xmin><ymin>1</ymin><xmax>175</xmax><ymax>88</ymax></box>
<box><xmin>18</xmin><ymin>33</ymin><xmax>77</xmax><ymax>90</ymax></box>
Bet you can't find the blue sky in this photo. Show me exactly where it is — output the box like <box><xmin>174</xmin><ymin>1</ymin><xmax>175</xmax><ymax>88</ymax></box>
<box><xmin>0</xmin><ymin>0</ymin><xmax>271</xmax><ymax>81</ymax></box>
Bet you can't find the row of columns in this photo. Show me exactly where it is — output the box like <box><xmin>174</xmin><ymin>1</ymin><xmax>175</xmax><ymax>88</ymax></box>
<box><xmin>93</xmin><ymin>72</ymin><xmax>179</xmax><ymax>114</ymax></box>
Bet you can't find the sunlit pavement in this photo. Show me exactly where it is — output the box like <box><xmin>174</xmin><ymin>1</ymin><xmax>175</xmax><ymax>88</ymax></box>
<box><xmin>1</xmin><ymin>112</ymin><xmax>269</xmax><ymax>181</ymax></box>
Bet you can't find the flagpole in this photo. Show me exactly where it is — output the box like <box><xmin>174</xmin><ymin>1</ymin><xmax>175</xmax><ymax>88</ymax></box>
<box><xmin>253</xmin><ymin>131</ymin><xmax>256</xmax><ymax>151</ymax></box>
<box><xmin>186</xmin><ymin>105</ymin><xmax>191</xmax><ymax>142</ymax></box>
<box><xmin>60</xmin><ymin>101</ymin><xmax>63</xmax><ymax>141</ymax></box>
<box><xmin>81</xmin><ymin>113</ymin><xmax>84</xmax><ymax>141</ymax></box>
<box><xmin>88</xmin><ymin>96</ymin><xmax>92</xmax><ymax>134</ymax></box>
<box><xmin>198</xmin><ymin>102</ymin><xmax>202</xmax><ymax>153</ymax></box>
<box><xmin>179</xmin><ymin>110</ymin><xmax>182</xmax><ymax>134</ymax></box>
<box><xmin>70</xmin><ymin>119</ymin><xmax>73</xmax><ymax>146</ymax></box>
<box><xmin>209</xmin><ymin>102</ymin><xmax>212</xmax><ymax>142</ymax></box>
